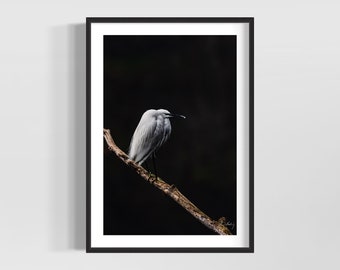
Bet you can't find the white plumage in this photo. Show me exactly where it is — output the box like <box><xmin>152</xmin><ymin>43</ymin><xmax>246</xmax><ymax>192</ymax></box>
<box><xmin>128</xmin><ymin>109</ymin><xmax>185</xmax><ymax>165</ymax></box>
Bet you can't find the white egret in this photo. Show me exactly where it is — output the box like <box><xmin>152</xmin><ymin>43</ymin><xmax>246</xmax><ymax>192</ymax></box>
<box><xmin>128</xmin><ymin>109</ymin><xmax>185</xmax><ymax>180</ymax></box>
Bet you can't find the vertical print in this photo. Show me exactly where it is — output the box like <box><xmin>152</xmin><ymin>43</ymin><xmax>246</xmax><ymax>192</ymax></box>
<box><xmin>103</xmin><ymin>36</ymin><xmax>237</xmax><ymax>235</ymax></box>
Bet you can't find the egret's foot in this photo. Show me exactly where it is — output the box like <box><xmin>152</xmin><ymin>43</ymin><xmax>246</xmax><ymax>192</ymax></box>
<box><xmin>168</xmin><ymin>184</ymin><xmax>176</xmax><ymax>192</ymax></box>
<box><xmin>150</xmin><ymin>176</ymin><xmax>158</xmax><ymax>184</ymax></box>
<box><xmin>147</xmin><ymin>172</ymin><xmax>157</xmax><ymax>184</ymax></box>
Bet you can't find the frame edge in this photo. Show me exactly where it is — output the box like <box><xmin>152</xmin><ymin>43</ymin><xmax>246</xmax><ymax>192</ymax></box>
<box><xmin>85</xmin><ymin>16</ymin><xmax>255</xmax><ymax>253</ymax></box>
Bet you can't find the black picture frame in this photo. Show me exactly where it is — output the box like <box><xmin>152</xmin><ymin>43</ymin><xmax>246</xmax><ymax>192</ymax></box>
<box><xmin>86</xmin><ymin>17</ymin><xmax>254</xmax><ymax>253</ymax></box>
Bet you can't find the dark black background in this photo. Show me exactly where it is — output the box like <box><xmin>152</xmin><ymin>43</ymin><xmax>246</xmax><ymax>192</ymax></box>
<box><xmin>103</xmin><ymin>35</ymin><xmax>237</xmax><ymax>235</ymax></box>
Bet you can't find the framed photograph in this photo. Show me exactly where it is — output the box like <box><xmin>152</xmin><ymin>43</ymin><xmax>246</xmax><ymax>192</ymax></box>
<box><xmin>86</xmin><ymin>17</ymin><xmax>254</xmax><ymax>252</ymax></box>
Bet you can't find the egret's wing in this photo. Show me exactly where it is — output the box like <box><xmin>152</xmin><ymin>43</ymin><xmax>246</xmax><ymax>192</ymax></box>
<box><xmin>129</xmin><ymin>117</ymin><xmax>162</xmax><ymax>165</ymax></box>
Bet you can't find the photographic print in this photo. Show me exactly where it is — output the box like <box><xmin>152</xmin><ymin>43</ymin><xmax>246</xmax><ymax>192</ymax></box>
<box><xmin>87</xmin><ymin>18</ymin><xmax>254</xmax><ymax>252</ymax></box>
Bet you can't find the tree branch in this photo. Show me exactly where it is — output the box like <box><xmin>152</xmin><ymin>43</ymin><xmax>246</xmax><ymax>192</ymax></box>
<box><xmin>103</xmin><ymin>128</ymin><xmax>232</xmax><ymax>235</ymax></box>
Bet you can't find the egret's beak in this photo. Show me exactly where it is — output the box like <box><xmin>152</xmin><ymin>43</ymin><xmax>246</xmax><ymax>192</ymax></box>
<box><xmin>169</xmin><ymin>113</ymin><xmax>186</xmax><ymax>119</ymax></box>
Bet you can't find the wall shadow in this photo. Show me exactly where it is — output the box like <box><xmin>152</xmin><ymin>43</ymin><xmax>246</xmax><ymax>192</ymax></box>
<box><xmin>68</xmin><ymin>23</ymin><xmax>86</xmax><ymax>250</ymax></box>
<box><xmin>49</xmin><ymin>23</ymin><xmax>86</xmax><ymax>251</ymax></box>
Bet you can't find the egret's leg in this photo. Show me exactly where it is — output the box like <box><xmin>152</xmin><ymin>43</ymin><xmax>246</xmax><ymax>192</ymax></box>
<box><xmin>144</xmin><ymin>161</ymin><xmax>152</xmax><ymax>181</ymax></box>
<box><xmin>151</xmin><ymin>154</ymin><xmax>158</xmax><ymax>183</ymax></box>
<box><xmin>144</xmin><ymin>161</ymin><xmax>150</xmax><ymax>172</ymax></box>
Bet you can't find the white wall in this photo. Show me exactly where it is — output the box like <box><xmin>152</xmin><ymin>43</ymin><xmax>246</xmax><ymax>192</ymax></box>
<box><xmin>0</xmin><ymin>1</ymin><xmax>339</xmax><ymax>269</ymax></box>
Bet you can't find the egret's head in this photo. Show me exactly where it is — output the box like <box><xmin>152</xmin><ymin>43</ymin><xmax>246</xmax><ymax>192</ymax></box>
<box><xmin>157</xmin><ymin>109</ymin><xmax>186</xmax><ymax>119</ymax></box>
